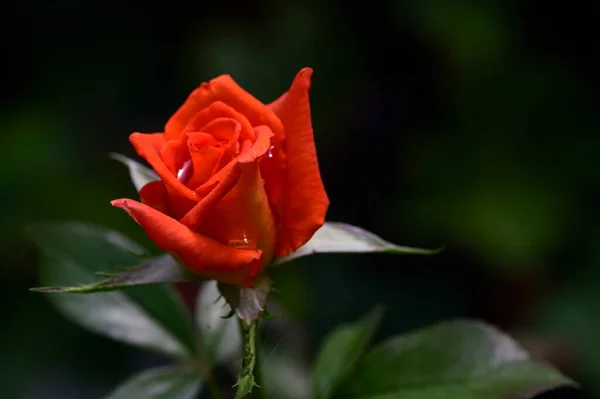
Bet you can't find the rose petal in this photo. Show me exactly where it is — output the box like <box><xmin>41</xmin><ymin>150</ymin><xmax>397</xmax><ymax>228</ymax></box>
<box><xmin>182</xmin><ymin>125</ymin><xmax>273</xmax><ymax>229</ymax></box>
<box><xmin>259</xmin><ymin>141</ymin><xmax>286</xmax><ymax>220</ymax></box>
<box><xmin>160</xmin><ymin>138</ymin><xmax>190</xmax><ymax>176</ymax></box>
<box><xmin>180</xmin><ymin>161</ymin><xmax>242</xmax><ymax>230</ymax></box>
<box><xmin>262</xmin><ymin>91</ymin><xmax>290</xmax><ymax>224</ymax></box>
<box><xmin>269</xmin><ymin>68</ymin><xmax>330</xmax><ymax>256</ymax></box>
<box><xmin>192</xmin><ymin>125</ymin><xmax>274</xmax><ymax>199</ymax></box>
<box><xmin>186</xmin><ymin>118</ymin><xmax>243</xmax><ymax>189</ymax></box>
<box><xmin>268</xmin><ymin>91</ymin><xmax>288</xmax><ymax>111</ymax></box>
<box><xmin>191</xmin><ymin>263</ymin><xmax>262</xmax><ymax>287</ymax></box>
<box><xmin>129</xmin><ymin>132</ymin><xmax>198</xmax><ymax>201</ymax></box>
<box><xmin>186</xmin><ymin>136</ymin><xmax>224</xmax><ymax>189</ymax></box>
<box><xmin>239</xmin><ymin>125</ymin><xmax>273</xmax><ymax>163</ymax></box>
<box><xmin>139</xmin><ymin>180</ymin><xmax>169</xmax><ymax>214</ymax></box>
<box><xmin>111</xmin><ymin>198</ymin><xmax>262</xmax><ymax>286</ymax></box>
<box><xmin>165</xmin><ymin>76</ymin><xmax>284</xmax><ymax>144</ymax></box>
<box><xmin>194</xmin><ymin>126</ymin><xmax>277</xmax><ymax>267</ymax></box>
<box><xmin>200</xmin><ymin>117</ymin><xmax>242</xmax><ymax>143</ymax></box>
<box><xmin>179</xmin><ymin>101</ymin><xmax>255</xmax><ymax>142</ymax></box>
<box><xmin>179</xmin><ymin>126</ymin><xmax>276</xmax><ymax>275</ymax></box>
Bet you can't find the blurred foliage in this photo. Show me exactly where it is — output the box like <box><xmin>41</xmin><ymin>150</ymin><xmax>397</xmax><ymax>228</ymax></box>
<box><xmin>2</xmin><ymin>0</ymin><xmax>599</xmax><ymax>398</ymax></box>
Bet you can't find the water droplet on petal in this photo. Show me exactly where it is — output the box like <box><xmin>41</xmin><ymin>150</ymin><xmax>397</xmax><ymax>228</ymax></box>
<box><xmin>228</xmin><ymin>232</ymin><xmax>255</xmax><ymax>249</ymax></box>
<box><xmin>177</xmin><ymin>159</ymin><xmax>194</xmax><ymax>184</ymax></box>
<box><xmin>267</xmin><ymin>145</ymin><xmax>275</xmax><ymax>158</ymax></box>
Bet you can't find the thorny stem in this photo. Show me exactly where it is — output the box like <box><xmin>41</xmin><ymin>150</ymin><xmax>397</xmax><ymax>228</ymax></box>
<box><xmin>235</xmin><ymin>319</ymin><xmax>261</xmax><ymax>399</ymax></box>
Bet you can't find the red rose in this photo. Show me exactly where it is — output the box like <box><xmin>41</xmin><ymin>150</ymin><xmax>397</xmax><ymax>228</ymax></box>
<box><xmin>111</xmin><ymin>68</ymin><xmax>329</xmax><ymax>287</ymax></box>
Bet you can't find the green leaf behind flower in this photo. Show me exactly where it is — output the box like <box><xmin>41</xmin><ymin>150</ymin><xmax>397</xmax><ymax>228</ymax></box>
<box><xmin>328</xmin><ymin>319</ymin><xmax>576</xmax><ymax>399</ymax></box>
<box><xmin>110</xmin><ymin>152</ymin><xmax>159</xmax><ymax>192</ymax></box>
<box><xmin>274</xmin><ymin>222</ymin><xmax>442</xmax><ymax>266</ymax></box>
<box><xmin>105</xmin><ymin>365</ymin><xmax>202</xmax><ymax>399</ymax></box>
<box><xmin>31</xmin><ymin>254</ymin><xmax>201</xmax><ymax>293</ymax></box>
<box><xmin>26</xmin><ymin>222</ymin><xmax>195</xmax><ymax>358</ymax></box>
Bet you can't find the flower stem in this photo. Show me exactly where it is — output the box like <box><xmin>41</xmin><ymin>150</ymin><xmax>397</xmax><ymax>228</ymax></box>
<box><xmin>235</xmin><ymin>319</ymin><xmax>261</xmax><ymax>399</ymax></box>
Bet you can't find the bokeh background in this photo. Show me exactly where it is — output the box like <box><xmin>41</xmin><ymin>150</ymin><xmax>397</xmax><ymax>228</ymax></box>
<box><xmin>2</xmin><ymin>1</ymin><xmax>599</xmax><ymax>398</ymax></box>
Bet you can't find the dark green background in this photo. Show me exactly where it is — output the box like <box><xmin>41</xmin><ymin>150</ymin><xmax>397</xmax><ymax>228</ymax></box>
<box><xmin>1</xmin><ymin>1</ymin><xmax>598</xmax><ymax>398</ymax></box>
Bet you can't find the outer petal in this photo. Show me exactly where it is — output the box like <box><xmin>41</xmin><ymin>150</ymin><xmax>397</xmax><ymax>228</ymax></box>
<box><xmin>139</xmin><ymin>180</ymin><xmax>169</xmax><ymax>214</ymax></box>
<box><xmin>166</xmin><ymin>75</ymin><xmax>284</xmax><ymax>144</ymax></box>
<box><xmin>270</xmin><ymin>68</ymin><xmax>330</xmax><ymax>256</ymax></box>
<box><xmin>110</xmin><ymin>198</ymin><xmax>262</xmax><ymax>286</ymax></box>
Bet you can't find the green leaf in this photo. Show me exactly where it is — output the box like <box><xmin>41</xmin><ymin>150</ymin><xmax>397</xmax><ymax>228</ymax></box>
<box><xmin>195</xmin><ymin>281</ymin><xmax>242</xmax><ymax>365</ymax></box>
<box><xmin>31</xmin><ymin>254</ymin><xmax>202</xmax><ymax>293</ymax></box>
<box><xmin>313</xmin><ymin>306</ymin><xmax>384</xmax><ymax>399</ymax></box>
<box><xmin>110</xmin><ymin>152</ymin><xmax>159</xmax><ymax>192</ymax></box>
<box><xmin>27</xmin><ymin>222</ymin><xmax>195</xmax><ymax>358</ymax></box>
<box><xmin>105</xmin><ymin>365</ymin><xmax>202</xmax><ymax>399</ymax></box>
<box><xmin>334</xmin><ymin>320</ymin><xmax>576</xmax><ymax>399</ymax></box>
<box><xmin>256</xmin><ymin>301</ymin><xmax>313</xmax><ymax>399</ymax></box>
<box><xmin>274</xmin><ymin>222</ymin><xmax>441</xmax><ymax>266</ymax></box>
<box><xmin>260</xmin><ymin>346</ymin><xmax>312</xmax><ymax>399</ymax></box>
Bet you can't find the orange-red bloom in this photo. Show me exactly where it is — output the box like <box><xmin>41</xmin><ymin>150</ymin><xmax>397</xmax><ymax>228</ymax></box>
<box><xmin>111</xmin><ymin>68</ymin><xmax>329</xmax><ymax>287</ymax></box>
